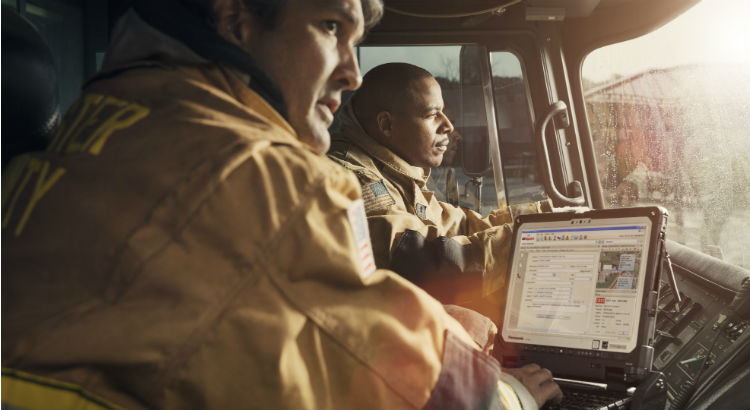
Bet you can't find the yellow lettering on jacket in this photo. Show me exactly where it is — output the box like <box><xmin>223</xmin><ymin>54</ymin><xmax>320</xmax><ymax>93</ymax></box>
<box><xmin>2</xmin><ymin>157</ymin><xmax>66</xmax><ymax>237</ymax></box>
<box><xmin>47</xmin><ymin>94</ymin><xmax>150</xmax><ymax>155</ymax></box>
<box><xmin>48</xmin><ymin>94</ymin><xmax>103</xmax><ymax>153</ymax></box>
<box><xmin>64</xmin><ymin>96</ymin><xmax>126</xmax><ymax>153</ymax></box>
<box><xmin>14</xmin><ymin>159</ymin><xmax>66</xmax><ymax>236</ymax></box>
<box><xmin>2</xmin><ymin>94</ymin><xmax>148</xmax><ymax>236</ymax></box>
<box><xmin>2</xmin><ymin>156</ymin><xmax>34</xmax><ymax>228</ymax></box>
<box><xmin>84</xmin><ymin>103</ymin><xmax>150</xmax><ymax>154</ymax></box>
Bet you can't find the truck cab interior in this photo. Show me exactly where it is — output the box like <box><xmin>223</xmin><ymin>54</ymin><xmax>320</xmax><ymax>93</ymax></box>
<box><xmin>359</xmin><ymin>3</ymin><xmax>749</xmax><ymax>409</ymax></box>
<box><xmin>2</xmin><ymin>0</ymin><xmax>749</xmax><ymax>409</ymax></box>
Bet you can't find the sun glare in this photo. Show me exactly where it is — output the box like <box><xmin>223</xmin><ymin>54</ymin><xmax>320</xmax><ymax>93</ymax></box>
<box><xmin>708</xmin><ymin>16</ymin><xmax>750</xmax><ymax>64</ymax></box>
<box><xmin>584</xmin><ymin>0</ymin><xmax>749</xmax><ymax>83</ymax></box>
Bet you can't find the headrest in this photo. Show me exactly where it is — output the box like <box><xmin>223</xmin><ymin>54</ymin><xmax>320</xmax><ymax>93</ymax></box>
<box><xmin>1</xmin><ymin>11</ymin><xmax>59</xmax><ymax>167</ymax></box>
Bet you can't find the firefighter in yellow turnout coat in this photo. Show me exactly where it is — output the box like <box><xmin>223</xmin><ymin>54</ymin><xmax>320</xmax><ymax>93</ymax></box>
<box><xmin>329</xmin><ymin>63</ymin><xmax>552</xmax><ymax>321</ymax></box>
<box><xmin>2</xmin><ymin>1</ymin><xmax>563</xmax><ymax>409</ymax></box>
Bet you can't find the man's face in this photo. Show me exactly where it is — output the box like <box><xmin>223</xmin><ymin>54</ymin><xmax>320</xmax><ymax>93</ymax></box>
<box><xmin>387</xmin><ymin>77</ymin><xmax>454</xmax><ymax>168</ymax></box>
<box><xmin>248</xmin><ymin>0</ymin><xmax>365</xmax><ymax>154</ymax></box>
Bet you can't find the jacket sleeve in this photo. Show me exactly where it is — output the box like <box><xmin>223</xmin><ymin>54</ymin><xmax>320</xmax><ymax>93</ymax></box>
<box><xmin>177</xmin><ymin>145</ymin><xmax>533</xmax><ymax>409</ymax></box>
<box><xmin>367</xmin><ymin>199</ymin><xmax>551</xmax><ymax>322</ymax></box>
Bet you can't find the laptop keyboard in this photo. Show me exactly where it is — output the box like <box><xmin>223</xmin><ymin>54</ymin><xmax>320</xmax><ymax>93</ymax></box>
<box><xmin>543</xmin><ymin>388</ymin><xmax>632</xmax><ymax>410</ymax></box>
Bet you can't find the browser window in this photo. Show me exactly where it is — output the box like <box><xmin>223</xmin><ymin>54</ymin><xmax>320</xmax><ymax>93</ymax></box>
<box><xmin>503</xmin><ymin>217</ymin><xmax>652</xmax><ymax>353</ymax></box>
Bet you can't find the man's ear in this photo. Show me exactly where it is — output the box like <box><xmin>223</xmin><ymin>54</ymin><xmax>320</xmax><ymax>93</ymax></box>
<box><xmin>213</xmin><ymin>0</ymin><xmax>260</xmax><ymax>50</ymax></box>
<box><xmin>376</xmin><ymin>111</ymin><xmax>393</xmax><ymax>138</ymax></box>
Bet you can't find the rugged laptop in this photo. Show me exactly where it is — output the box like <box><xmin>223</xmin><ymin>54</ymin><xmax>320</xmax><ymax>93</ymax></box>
<box><xmin>498</xmin><ymin>207</ymin><xmax>669</xmax><ymax>410</ymax></box>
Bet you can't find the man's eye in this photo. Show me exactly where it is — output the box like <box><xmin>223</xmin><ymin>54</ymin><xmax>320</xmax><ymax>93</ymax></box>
<box><xmin>322</xmin><ymin>20</ymin><xmax>340</xmax><ymax>35</ymax></box>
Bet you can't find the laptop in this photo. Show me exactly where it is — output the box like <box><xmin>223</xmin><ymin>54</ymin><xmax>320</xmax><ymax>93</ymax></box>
<box><xmin>497</xmin><ymin>207</ymin><xmax>668</xmax><ymax>410</ymax></box>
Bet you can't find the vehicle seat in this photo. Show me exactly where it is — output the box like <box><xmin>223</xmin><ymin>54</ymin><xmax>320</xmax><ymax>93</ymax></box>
<box><xmin>1</xmin><ymin>10</ymin><xmax>60</xmax><ymax>168</ymax></box>
<box><xmin>1</xmin><ymin>368</ymin><xmax>122</xmax><ymax>410</ymax></box>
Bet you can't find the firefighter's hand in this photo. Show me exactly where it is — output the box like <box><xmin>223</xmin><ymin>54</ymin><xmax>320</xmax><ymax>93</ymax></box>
<box><xmin>503</xmin><ymin>364</ymin><xmax>563</xmax><ymax>408</ymax></box>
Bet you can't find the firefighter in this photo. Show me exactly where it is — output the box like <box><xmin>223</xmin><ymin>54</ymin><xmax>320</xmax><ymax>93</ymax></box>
<box><xmin>2</xmin><ymin>1</ymin><xmax>560</xmax><ymax>409</ymax></box>
<box><xmin>329</xmin><ymin>62</ymin><xmax>553</xmax><ymax>322</ymax></box>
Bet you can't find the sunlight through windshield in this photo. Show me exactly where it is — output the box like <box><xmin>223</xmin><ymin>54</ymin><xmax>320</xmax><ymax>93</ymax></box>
<box><xmin>583</xmin><ymin>0</ymin><xmax>750</xmax><ymax>269</ymax></box>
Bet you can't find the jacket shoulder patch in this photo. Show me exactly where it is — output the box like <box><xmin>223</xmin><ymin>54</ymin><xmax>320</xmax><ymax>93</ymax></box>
<box><xmin>361</xmin><ymin>180</ymin><xmax>396</xmax><ymax>214</ymax></box>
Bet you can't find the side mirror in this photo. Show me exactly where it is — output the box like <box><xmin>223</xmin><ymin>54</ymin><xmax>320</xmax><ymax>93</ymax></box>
<box><xmin>458</xmin><ymin>45</ymin><xmax>491</xmax><ymax>177</ymax></box>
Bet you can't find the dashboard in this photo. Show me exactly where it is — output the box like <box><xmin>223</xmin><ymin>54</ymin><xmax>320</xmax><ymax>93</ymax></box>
<box><xmin>653</xmin><ymin>240</ymin><xmax>749</xmax><ymax>409</ymax></box>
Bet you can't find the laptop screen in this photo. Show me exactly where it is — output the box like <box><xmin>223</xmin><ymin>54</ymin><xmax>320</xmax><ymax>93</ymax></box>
<box><xmin>502</xmin><ymin>215</ymin><xmax>653</xmax><ymax>354</ymax></box>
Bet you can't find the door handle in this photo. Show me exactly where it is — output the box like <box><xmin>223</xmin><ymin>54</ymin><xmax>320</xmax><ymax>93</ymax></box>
<box><xmin>538</xmin><ymin>101</ymin><xmax>586</xmax><ymax>206</ymax></box>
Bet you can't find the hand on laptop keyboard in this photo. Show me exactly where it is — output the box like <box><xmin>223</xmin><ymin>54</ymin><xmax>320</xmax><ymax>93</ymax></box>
<box><xmin>503</xmin><ymin>364</ymin><xmax>564</xmax><ymax>408</ymax></box>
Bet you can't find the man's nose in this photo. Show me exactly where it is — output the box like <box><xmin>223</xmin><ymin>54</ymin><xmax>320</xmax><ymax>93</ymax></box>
<box><xmin>334</xmin><ymin>45</ymin><xmax>363</xmax><ymax>90</ymax></box>
<box><xmin>440</xmin><ymin>114</ymin><xmax>454</xmax><ymax>134</ymax></box>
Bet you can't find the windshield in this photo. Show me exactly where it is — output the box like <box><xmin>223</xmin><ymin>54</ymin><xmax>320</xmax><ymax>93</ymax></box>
<box><xmin>582</xmin><ymin>0</ymin><xmax>750</xmax><ymax>269</ymax></box>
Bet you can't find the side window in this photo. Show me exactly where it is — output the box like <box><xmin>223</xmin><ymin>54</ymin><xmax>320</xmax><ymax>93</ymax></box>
<box><xmin>490</xmin><ymin>51</ymin><xmax>546</xmax><ymax>204</ymax></box>
<box><xmin>353</xmin><ymin>46</ymin><xmax>541</xmax><ymax>215</ymax></box>
<box><xmin>582</xmin><ymin>0</ymin><xmax>749</xmax><ymax>269</ymax></box>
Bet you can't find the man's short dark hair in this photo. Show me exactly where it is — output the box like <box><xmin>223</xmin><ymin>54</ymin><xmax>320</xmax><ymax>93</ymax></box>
<box><xmin>249</xmin><ymin>0</ymin><xmax>383</xmax><ymax>30</ymax></box>
<box><xmin>352</xmin><ymin>62</ymin><xmax>435</xmax><ymax>128</ymax></box>
<box><xmin>183</xmin><ymin>0</ymin><xmax>383</xmax><ymax>31</ymax></box>
<box><xmin>251</xmin><ymin>0</ymin><xmax>384</xmax><ymax>30</ymax></box>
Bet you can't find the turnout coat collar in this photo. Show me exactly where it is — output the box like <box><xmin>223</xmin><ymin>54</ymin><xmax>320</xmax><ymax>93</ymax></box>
<box><xmin>334</xmin><ymin>101</ymin><xmax>430</xmax><ymax>189</ymax></box>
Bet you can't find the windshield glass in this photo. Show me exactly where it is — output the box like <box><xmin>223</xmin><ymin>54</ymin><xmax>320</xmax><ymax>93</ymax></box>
<box><xmin>582</xmin><ymin>0</ymin><xmax>750</xmax><ymax>269</ymax></box>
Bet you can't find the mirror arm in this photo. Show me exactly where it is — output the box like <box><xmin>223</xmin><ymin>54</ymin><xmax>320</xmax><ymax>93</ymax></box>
<box><xmin>538</xmin><ymin>101</ymin><xmax>586</xmax><ymax>206</ymax></box>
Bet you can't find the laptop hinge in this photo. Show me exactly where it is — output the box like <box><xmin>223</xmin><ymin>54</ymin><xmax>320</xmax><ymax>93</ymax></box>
<box><xmin>604</xmin><ymin>367</ymin><xmax>630</xmax><ymax>391</ymax></box>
